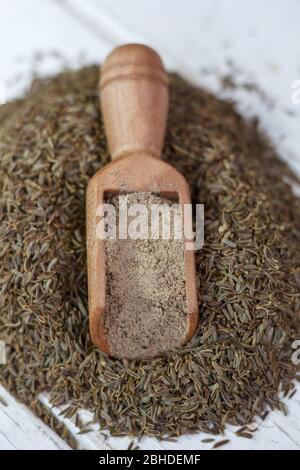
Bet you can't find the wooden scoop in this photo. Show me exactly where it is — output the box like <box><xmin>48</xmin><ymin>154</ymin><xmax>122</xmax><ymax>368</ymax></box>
<box><xmin>86</xmin><ymin>44</ymin><xmax>198</xmax><ymax>356</ymax></box>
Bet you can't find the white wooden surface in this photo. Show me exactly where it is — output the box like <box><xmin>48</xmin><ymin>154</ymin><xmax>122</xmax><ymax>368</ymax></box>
<box><xmin>0</xmin><ymin>386</ymin><xmax>70</xmax><ymax>450</ymax></box>
<box><xmin>0</xmin><ymin>0</ymin><xmax>300</xmax><ymax>450</ymax></box>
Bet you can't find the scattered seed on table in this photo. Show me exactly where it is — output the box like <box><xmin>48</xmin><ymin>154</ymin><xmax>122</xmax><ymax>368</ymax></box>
<box><xmin>0</xmin><ymin>66</ymin><xmax>300</xmax><ymax>440</ymax></box>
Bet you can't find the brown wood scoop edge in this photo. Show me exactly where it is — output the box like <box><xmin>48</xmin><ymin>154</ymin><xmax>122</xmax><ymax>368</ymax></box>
<box><xmin>86</xmin><ymin>44</ymin><xmax>199</xmax><ymax>358</ymax></box>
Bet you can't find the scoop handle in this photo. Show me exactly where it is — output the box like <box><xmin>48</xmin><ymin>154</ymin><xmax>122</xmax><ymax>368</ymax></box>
<box><xmin>100</xmin><ymin>44</ymin><xmax>169</xmax><ymax>161</ymax></box>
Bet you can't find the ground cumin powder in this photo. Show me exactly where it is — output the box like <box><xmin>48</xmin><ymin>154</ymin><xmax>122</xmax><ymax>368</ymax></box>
<box><xmin>0</xmin><ymin>66</ymin><xmax>300</xmax><ymax>441</ymax></box>
<box><xmin>105</xmin><ymin>192</ymin><xmax>187</xmax><ymax>359</ymax></box>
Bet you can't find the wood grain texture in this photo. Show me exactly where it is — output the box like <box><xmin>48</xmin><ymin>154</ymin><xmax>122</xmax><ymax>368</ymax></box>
<box><xmin>87</xmin><ymin>44</ymin><xmax>198</xmax><ymax>357</ymax></box>
<box><xmin>100</xmin><ymin>44</ymin><xmax>169</xmax><ymax>161</ymax></box>
<box><xmin>0</xmin><ymin>386</ymin><xmax>70</xmax><ymax>450</ymax></box>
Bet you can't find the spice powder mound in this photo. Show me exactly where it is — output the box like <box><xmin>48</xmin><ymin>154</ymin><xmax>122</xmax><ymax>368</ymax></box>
<box><xmin>104</xmin><ymin>192</ymin><xmax>188</xmax><ymax>360</ymax></box>
<box><xmin>0</xmin><ymin>66</ymin><xmax>300</xmax><ymax>438</ymax></box>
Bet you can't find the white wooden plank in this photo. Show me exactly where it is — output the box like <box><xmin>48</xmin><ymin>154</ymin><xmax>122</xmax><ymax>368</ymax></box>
<box><xmin>0</xmin><ymin>0</ymin><xmax>111</xmax><ymax>100</ymax></box>
<box><xmin>38</xmin><ymin>389</ymin><xmax>300</xmax><ymax>450</ymax></box>
<box><xmin>0</xmin><ymin>386</ymin><xmax>70</xmax><ymax>450</ymax></box>
<box><xmin>74</xmin><ymin>0</ymin><xmax>300</xmax><ymax>175</ymax></box>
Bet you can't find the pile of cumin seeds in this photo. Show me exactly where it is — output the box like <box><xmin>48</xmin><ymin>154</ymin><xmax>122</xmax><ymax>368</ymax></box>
<box><xmin>0</xmin><ymin>66</ymin><xmax>300</xmax><ymax>439</ymax></box>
